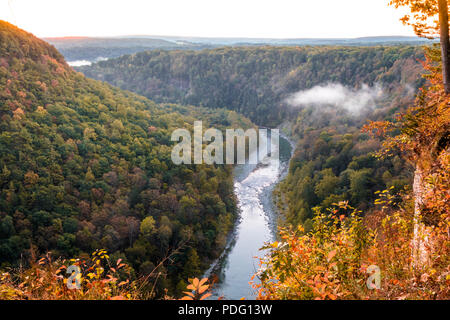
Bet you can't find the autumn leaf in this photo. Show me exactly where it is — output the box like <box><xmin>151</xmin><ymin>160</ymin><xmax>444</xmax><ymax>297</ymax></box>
<box><xmin>118</xmin><ymin>280</ymin><xmax>129</xmax><ymax>287</ymax></box>
<box><xmin>198</xmin><ymin>285</ymin><xmax>209</xmax><ymax>294</ymax></box>
<box><xmin>186</xmin><ymin>284</ymin><xmax>195</xmax><ymax>291</ymax></box>
<box><xmin>200</xmin><ymin>293</ymin><xmax>212</xmax><ymax>300</ymax></box>
<box><xmin>327</xmin><ymin>250</ymin><xmax>337</xmax><ymax>262</ymax></box>
<box><xmin>199</xmin><ymin>278</ymin><xmax>208</xmax><ymax>287</ymax></box>
<box><xmin>183</xmin><ymin>291</ymin><xmax>195</xmax><ymax>298</ymax></box>
<box><xmin>192</xmin><ymin>278</ymin><xmax>200</xmax><ymax>288</ymax></box>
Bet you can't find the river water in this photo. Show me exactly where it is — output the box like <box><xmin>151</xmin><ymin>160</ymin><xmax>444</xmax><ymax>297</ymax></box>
<box><xmin>206</xmin><ymin>134</ymin><xmax>293</xmax><ymax>299</ymax></box>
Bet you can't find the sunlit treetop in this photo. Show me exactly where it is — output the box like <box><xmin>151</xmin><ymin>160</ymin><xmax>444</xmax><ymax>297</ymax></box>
<box><xmin>389</xmin><ymin>0</ymin><xmax>449</xmax><ymax>38</ymax></box>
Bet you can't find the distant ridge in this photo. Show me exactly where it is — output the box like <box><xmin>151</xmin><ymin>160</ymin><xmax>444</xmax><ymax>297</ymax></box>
<box><xmin>87</xmin><ymin>34</ymin><xmax>433</xmax><ymax>45</ymax></box>
<box><xmin>43</xmin><ymin>36</ymin><xmax>211</xmax><ymax>62</ymax></box>
<box><xmin>45</xmin><ymin>34</ymin><xmax>434</xmax><ymax>63</ymax></box>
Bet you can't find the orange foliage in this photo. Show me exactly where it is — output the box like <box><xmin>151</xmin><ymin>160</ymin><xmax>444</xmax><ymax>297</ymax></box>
<box><xmin>389</xmin><ymin>0</ymin><xmax>446</xmax><ymax>38</ymax></box>
<box><xmin>254</xmin><ymin>193</ymin><xmax>449</xmax><ymax>299</ymax></box>
<box><xmin>180</xmin><ymin>278</ymin><xmax>212</xmax><ymax>300</ymax></box>
<box><xmin>0</xmin><ymin>250</ymin><xmax>139</xmax><ymax>300</ymax></box>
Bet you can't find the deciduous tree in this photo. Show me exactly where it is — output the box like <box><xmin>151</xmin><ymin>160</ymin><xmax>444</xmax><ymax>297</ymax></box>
<box><xmin>390</xmin><ymin>0</ymin><xmax>450</xmax><ymax>93</ymax></box>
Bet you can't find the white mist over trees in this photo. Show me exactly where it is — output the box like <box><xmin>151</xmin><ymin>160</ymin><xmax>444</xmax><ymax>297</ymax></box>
<box><xmin>285</xmin><ymin>83</ymin><xmax>384</xmax><ymax>114</ymax></box>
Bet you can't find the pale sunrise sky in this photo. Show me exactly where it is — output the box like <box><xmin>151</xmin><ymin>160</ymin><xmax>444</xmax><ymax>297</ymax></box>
<box><xmin>0</xmin><ymin>0</ymin><xmax>415</xmax><ymax>38</ymax></box>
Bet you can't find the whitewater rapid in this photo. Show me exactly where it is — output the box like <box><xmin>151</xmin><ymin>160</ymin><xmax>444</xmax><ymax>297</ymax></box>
<box><xmin>208</xmin><ymin>135</ymin><xmax>292</xmax><ymax>299</ymax></box>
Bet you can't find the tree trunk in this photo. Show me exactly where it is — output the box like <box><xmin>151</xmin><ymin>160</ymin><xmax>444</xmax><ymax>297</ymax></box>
<box><xmin>439</xmin><ymin>0</ymin><xmax>450</xmax><ymax>94</ymax></box>
<box><xmin>412</xmin><ymin>165</ymin><xmax>431</xmax><ymax>269</ymax></box>
<box><xmin>412</xmin><ymin>164</ymin><xmax>434</xmax><ymax>272</ymax></box>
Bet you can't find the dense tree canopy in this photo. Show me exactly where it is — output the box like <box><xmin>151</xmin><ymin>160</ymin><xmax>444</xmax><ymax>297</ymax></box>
<box><xmin>79</xmin><ymin>44</ymin><xmax>425</xmax><ymax>229</ymax></box>
<box><xmin>0</xmin><ymin>21</ymin><xmax>253</xmax><ymax>296</ymax></box>
<box><xmin>1</xmin><ymin>18</ymin><xmax>444</xmax><ymax>300</ymax></box>
<box><xmin>79</xmin><ymin>46</ymin><xmax>425</xmax><ymax>126</ymax></box>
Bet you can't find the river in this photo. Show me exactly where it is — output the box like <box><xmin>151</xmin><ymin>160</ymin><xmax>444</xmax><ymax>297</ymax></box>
<box><xmin>205</xmin><ymin>134</ymin><xmax>293</xmax><ymax>299</ymax></box>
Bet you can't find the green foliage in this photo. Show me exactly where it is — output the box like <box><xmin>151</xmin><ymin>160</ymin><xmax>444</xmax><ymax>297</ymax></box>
<box><xmin>80</xmin><ymin>45</ymin><xmax>424</xmax><ymax>229</ymax></box>
<box><xmin>0</xmin><ymin>21</ymin><xmax>251</xmax><ymax>296</ymax></box>
<box><xmin>80</xmin><ymin>46</ymin><xmax>424</xmax><ymax>126</ymax></box>
<box><xmin>140</xmin><ymin>216</ymin><xmax>156</xmax><ymax>237</ymax></box>
<box><xmin>276</xmin><ymin>103</ymin><xmax>414</xmax><ymax>227</ymax></box>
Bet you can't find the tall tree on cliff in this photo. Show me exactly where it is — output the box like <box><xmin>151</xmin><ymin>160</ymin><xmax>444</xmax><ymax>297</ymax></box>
<box><xmin>386</xmin><ymin>0</ymin><xmax>450</xmax><ymax>267</ymax></box>
<box><xmin>390</xmin><ymin>0</ymin><xmax>450</xmax><ymax>93</ymax></box>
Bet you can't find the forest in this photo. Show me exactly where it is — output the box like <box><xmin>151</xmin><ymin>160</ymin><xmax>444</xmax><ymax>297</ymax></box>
<box><xmin>79</xmin><ymin>45</ymin><xmax>424</xmax><ymax>126</ymax></box>
<box><xmin>0</xmin><ymin>20</ymin><xmax>253</xmax><ymax>297</ymax></box>
<box><xmin>76</xmin><ymin>34</ymin><xmax>449</xmax><ymax>300</ymax></box>
<box><xmin>79</xmin><ymin>45</ymin><xmax>425</xmax><ymax>231</ymax></box>
<box><xmin>0</xmin><ymin>0</ymin><xmax>448</xmax><ymax>301</ymax></box>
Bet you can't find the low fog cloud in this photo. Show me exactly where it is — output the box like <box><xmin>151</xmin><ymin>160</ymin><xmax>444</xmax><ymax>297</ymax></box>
<box><xmin>286</xmin><ymin>83</ymin><xmax>384</xmax><ymax>114</ymax></box>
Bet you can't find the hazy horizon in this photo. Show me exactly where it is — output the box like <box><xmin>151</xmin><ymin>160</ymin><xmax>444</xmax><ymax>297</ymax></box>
<box><xmin>41</xmin><ymin>34</ymin><xmax>423</xmax><ymax>40</ymax></box>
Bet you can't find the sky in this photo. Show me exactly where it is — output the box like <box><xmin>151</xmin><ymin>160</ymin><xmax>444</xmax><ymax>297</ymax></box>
<box><xmin>0</xmin><ymin>0</ymin><xmax>415</xmax><ymax>38</ymax></box>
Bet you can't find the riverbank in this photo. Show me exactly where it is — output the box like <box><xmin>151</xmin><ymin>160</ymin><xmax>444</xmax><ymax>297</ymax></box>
<box><xmin>205</xmin><ymin>132</ymin><xmax>293</xmax><ymax>299</ymax></box>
